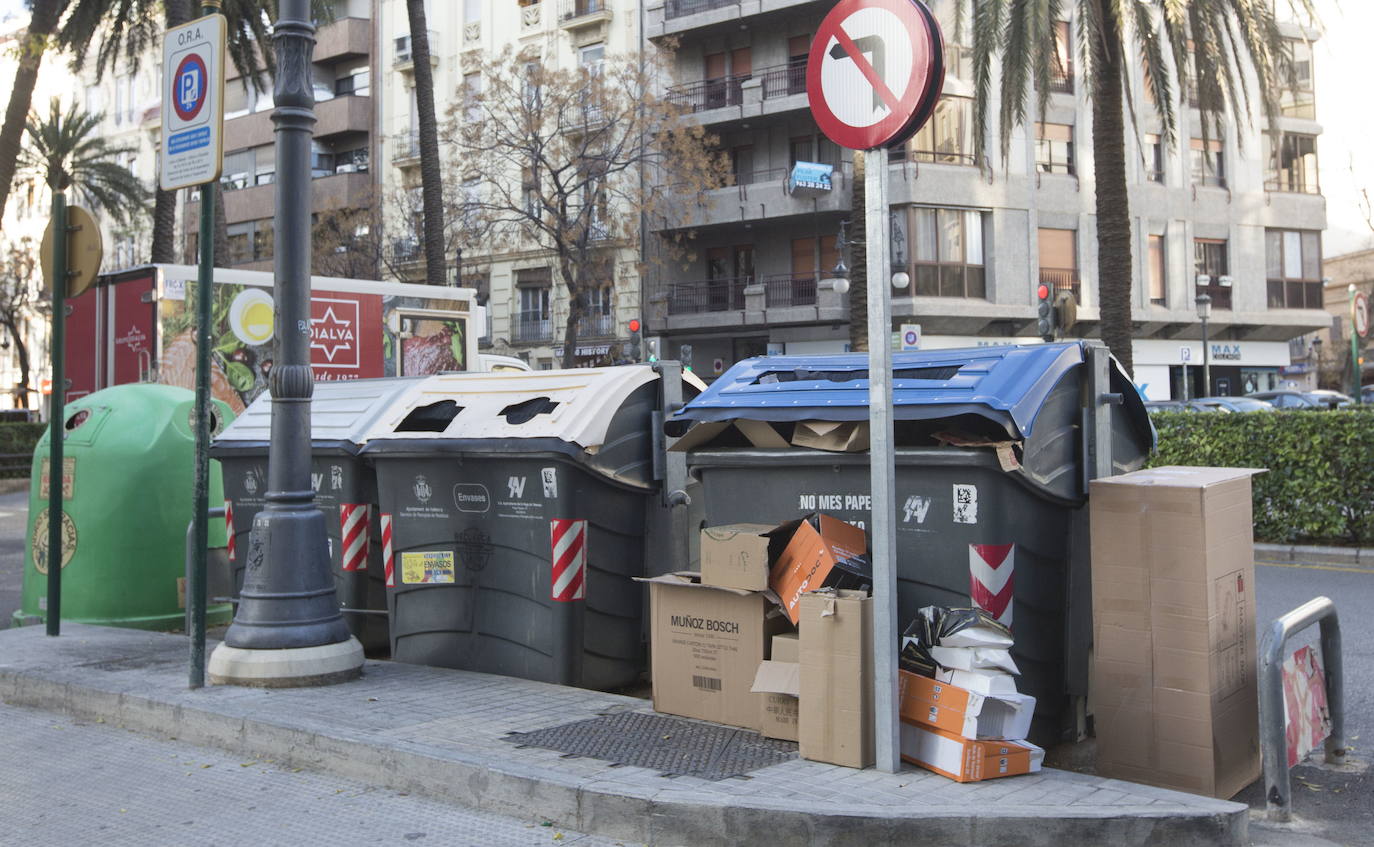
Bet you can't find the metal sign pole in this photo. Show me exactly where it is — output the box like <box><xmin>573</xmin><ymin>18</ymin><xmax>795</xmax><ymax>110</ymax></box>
<box><xmin>45</xmin><ymin>191</ymin><xmax>67</xmax><ymax>637</ymax></box>
<box><xmin>865</xmin><ymin>147</ymin><xmax>899</xmax><ymax>773</ymax></box>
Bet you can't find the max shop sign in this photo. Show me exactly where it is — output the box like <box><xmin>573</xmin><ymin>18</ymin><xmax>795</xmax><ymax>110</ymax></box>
<box><xmin>1211</xmin><ymin>343</ymin><xmax>1242</xmax><ymax>362</ymax></box>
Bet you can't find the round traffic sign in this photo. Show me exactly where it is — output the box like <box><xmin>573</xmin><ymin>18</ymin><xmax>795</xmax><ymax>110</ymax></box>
<box><xmin>903</xmin><ymin>329</ymin><xmax>918</xmax><ymax>345</ymax></box>
<box><xmin>807</xmin><ymin>0</ymin><xmax>943</xmax><ymax>151</ymax></box>
<box><xmin>1356</xmin><ymin>291</ymin><xmax>1370</xmax><ymax>339</ymax></box>
<box><xmin>40</xmin><ymin>205</ymin><xmax>103</xmax><ymax>298</ymax></box>
<box><xmin>173</xmin><ymin>53</ymin><xmax>209</xmax><ymax>122</ymax></box>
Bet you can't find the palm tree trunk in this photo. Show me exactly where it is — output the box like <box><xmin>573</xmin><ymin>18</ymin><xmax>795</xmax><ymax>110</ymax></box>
<box><xmin>150</xmin><ymin>0</ymin><xmax>192</xmax><ymax>264</ymax></box>
<box><xmin>848</xmin><ymin>152</ymin><xmax>868</xmax><ymax>352</ymax></box>
<box><xmin>0</xmin><ymin>0</ymin><xmax>66</xmax><ymax>221</ymax></box>
<box><xmin>406</xmin><ymin>0</ymin><xmax>446</xmax><ymax>286</ymax></box>
<box><xmin>1090</xmin><ymin>0</ymin><xmax>1134</xmax><ymax>377</ymax></box>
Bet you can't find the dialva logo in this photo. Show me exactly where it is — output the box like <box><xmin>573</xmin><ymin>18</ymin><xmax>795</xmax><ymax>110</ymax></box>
<box><xmin>453</xmin><ymin>483</ymin><xmax>491</xmax><ymax>513</ymax></box>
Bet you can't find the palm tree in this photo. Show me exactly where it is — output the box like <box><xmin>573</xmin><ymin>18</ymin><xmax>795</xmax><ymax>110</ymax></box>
<box><xmin>966</xmin><ymin>0</ymin><xmax>1311</xmax><ymax>376</ymax></box>
<box><xmin>404</xmin><ymin>0</ymin><xmax>447</xmax><ymax>286</ymax></box>
<box><xmin>18</xmin><ymin>98</ymin><xmax>150</xmax><ymax>225</ymax></box>
<box><xmin>0</xmin><ymin>0</ymin><xmax>68</xmax><ymax>226</ymax></box>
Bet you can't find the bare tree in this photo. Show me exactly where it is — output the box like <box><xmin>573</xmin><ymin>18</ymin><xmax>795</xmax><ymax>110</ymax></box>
<box><xmin>0</xmin><ymin>237</ymin><xmax>47</xmax><ymax>409</ymax></box>
<box><xmin>446</xmin><ymin>47</ymin><xmax>728</xmax><ymax>368</ymax></box>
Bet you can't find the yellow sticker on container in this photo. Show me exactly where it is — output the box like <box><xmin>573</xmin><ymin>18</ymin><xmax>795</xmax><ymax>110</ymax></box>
<box><xmin>401</xmin><ymin>550</ymin><xmax>455</xmax><ymax>585</ymax></box>
<box><xmin>39</xmin><ymin>457</ymin><xmax>75</xmax><ymax>500</ymax></box>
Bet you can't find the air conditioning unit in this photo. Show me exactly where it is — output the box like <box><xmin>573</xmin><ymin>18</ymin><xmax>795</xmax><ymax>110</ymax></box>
<box><xmin>1218</xmin><ymin>275</ymin><xmax>1233</xmax><ymax>287</ymax></box>
<box><xmin>1195</xmin><ymin>273</ymin><xmax>1211</xmax><ymax>287</ymax></box>
<box><xmin>336</xmin><ymin>164</ymin><xmax>358</xmax><ymax>174</ymax></box>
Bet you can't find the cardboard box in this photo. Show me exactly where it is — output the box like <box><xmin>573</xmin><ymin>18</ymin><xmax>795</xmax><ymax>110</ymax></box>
<box><xmin>768</xmin><ymin>514</ymin><xmax>872</xmax><ymax>625</ymax></box>
<box><xmin>897</xmin><ymin>669</ymin><xmax>1035</xmax><ymax>740</ymax></box>
<box><xmin>900</xmin><ymin>722</ymin><xmax>1044</xmax><ymax>783</ymax></box>
<box><xmin>669</xmin><ymin>419</ymin><xmax>790</xmax><ymax>452</ymax></box>
<box><xmin>700</xmin><ymin>523</ymin><xmax>773</xmax><ymax>592</ymax></box>
<box><xmin>799</xmin><ymin>589</ymin><xmax>874</xmax><ymax>768</ymax></box>
<box><xmin>1090</xmin><ymin>466</ymin><xmax>1264</xmax><ymax>799</ymax></box>
<box><xmin>641</xmin><ymin>572</ymin><xmax>784</xmax><ymax>731</ymax></box>
<box><xmin>790</xmin><ymin>420</ymin><xmax>870</xmax><ymax>452</ymax></box>
<box><xmin>752</xmin><ymin>633</ymin><xmax>802</xmax><ymax>741</ymax></box>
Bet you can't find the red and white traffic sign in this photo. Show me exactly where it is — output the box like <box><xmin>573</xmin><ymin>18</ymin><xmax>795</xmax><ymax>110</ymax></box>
<box><xmin>808</xmin><ymin>0</ymin><xmax>944</xmax><ymax>151</ymax></box>
<box><xmin>1355</xmin><ymin>291</ymin><xmax>1370</xmax><ymax>339</ymax></box>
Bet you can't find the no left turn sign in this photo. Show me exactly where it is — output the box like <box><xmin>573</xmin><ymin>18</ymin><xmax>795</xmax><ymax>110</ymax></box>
<box><xmin>808</xmin><ymin>0</ymin><xmax>944</xmax><ymax>151</ymax></box>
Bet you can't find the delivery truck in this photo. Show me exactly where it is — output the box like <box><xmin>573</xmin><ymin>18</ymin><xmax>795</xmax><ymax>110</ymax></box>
<box><xmin>63</xmin><ymin>264</ymin><xmax>486</xmax><ymax>414</ymax></box>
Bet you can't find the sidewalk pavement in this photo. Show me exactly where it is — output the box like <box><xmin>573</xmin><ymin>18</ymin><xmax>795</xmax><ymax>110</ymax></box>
<box><xmin>0</xmin><ymin>623</ymin><xmax>1253</xmax><ymax>847</ymax></box>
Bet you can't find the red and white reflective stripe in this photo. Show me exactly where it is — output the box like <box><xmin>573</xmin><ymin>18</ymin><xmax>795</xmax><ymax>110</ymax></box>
<box><xmin>224</xmin><ymin>499</ymin><xmax>235</xmax><ymax>562</ymax></box>
<box><xmin>339</xmin><ymin>503</ymin><xmax>370</xmax><ymax>572</ymax></box>
<box><xmin>969</xmin><ymin>543</ymin><xmax>1014</xmax><ymax>629</ymax></box>
<box><xmin>550</xmin><ymin>518</ymin><xmax>587</xmax><ymax>602</ymax></box>
<box><xmin>381</xmin><ymin>513</ymin><xmax>395</xmax><ymax>587</ymax></box>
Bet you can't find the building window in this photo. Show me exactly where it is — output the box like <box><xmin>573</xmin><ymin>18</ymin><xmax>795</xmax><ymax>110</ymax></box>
<box><xmin>1281</xmin><ymin>39</ymin><xmax>1315</xmax><ymax>119</ymax></box>
<box><xmin>461</xmin><ymin>177</ymin><xmax>480</xmax><ymax>227</ymax></box>
<box><xmin>1145</xmin><ymin>133</ymin><xmax>1164</xmax><ymax>183</ymax></box>
<box><xmin>1037</xmin><ymin>227</ymin><xmax>1079</xmax><ymax>302</ymax></box>
<box><xmin>910</xmin><ymin>207</ymin><xmax>987</xmax><ymax>299</ymax></box>
<box><xmin>1049</xmin><ymin>21</ymin><xmax>1072</xmax><ymax>93</ymax></box>
<box><xmin>1148</xmin><ymin>234</ymin><xmax>1166</xmax><ymax>306</ymax></box>
<box><xmin>1193</xmin><ymin>238</ymin><xmax>1232</xmax><ymax>310</ymax></box>
<box><xmin>515</xmin><ymin>268</ymin><xmax>553</xmax><ymax>343</ymax></box>
<box><xmin>580</xmin><ymin>43</ymin><xmax>605</xmax><ymax>76</ymax></box>
<box><xmin>901</xmin><ymin>96</ymin><xmax>974</xmax><ymax>165</ymax></box>
<box><xmin>334</xmin><ymin>65</ymin><xmax>370</xmax><ymax>97</ymax></box>
<box><xmin>1265</xmin><ymin>133</ymin><xmax>1318</xmax><ymax>194</ymax></box>
<box><xmin>221</xmin><ymin>149</ymin><xmax>253</xmax><ymax>191</ymax></box>
<box><xmin>1035</xmin><ymin>123</ymin><xmax>1074</xmax><ymax>175</ymax></box>
<box><xmin>1266</xmin><ymin>229</ymin><xmax>1322</xmax><ymax>309</ymax></box>
<box><xmin>788</xmin><ymin>134</ymin><xmax>839</xmax><ymax>167</ymax></box>
<box><xmin>522</xmin><ymin>167</ymin><xmax>539</xmax><ymax>218</ymax></box>
<box><xmin>1190</xmin><ymin>138</ymin><xmax>1226</xmax><ymax>188</ymax></box>
<box><xmin>786</xmin><ymin>35</ymin><xmax>809</xmax><ymax>95</ymax></box>
<box><xmin>464</xmin><ymin>0</ymin><xmax>481</xmax><ymax>22</ymax></box>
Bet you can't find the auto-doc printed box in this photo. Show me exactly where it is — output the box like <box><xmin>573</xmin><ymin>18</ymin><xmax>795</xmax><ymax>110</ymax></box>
<box><xmin>642</xmin><ymin>573</ymin><xmax>785</xmax><ymax>730</ymax></box>
<box><xmin>768</xmin><ymin>514</ymin><xmax>871</xmax><ymax>625</ymax></box>
<box><xmin>1090</xmin><ymin>466</ymin><xmax>1264</xmax><ymax>799</ymax></box>
<box><xmin>900</xmin><ymin>722</ymin><xmax>1044</xmax><ymax>783</ymax></box>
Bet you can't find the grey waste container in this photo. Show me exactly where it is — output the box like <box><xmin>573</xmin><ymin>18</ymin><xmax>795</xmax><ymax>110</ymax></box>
<box><xmin>362</xmin><ymin>366</ymin><xmax>665</xmax><ymax>690</ymax></box>
<box><xmin>668</xmin><ymin>342</ymin><xmax>1154</xmax><ymax>745</ymax></box>
<box><xmin>210</xmin><ymin>377</ymin><xmax>421</xmax><ymax>652</ymax></box>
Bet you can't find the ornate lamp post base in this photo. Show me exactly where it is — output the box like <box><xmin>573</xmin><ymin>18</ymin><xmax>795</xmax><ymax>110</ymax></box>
<box><xmin>208</xmin><ymin>638</ymin><xmax>363</xmax><ymax>688</ymax></box>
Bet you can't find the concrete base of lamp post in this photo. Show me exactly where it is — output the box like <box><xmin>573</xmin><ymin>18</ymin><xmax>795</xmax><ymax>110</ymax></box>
<box><xmin>208</xmin><ymin>637</ymin><xmax>364</xmax><ymax>688</ymax></box>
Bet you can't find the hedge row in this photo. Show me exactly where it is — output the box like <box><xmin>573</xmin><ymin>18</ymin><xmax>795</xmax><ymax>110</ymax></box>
<box><xmin>0</xmin><ymin>422</ymin><xmax>45</xmax><ymax>479</ymax></box>
<box><xmin>1147</xmin><ymin>409</ymin><xmax>1374</xmax><ymax>547</ymax></box>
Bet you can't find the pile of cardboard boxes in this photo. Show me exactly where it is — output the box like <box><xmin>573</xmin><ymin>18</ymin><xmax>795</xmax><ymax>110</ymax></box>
<box><xmin>642</xmin><ymin>515</ymin><xmax>1042</xmax><ymax>781</ymax></box>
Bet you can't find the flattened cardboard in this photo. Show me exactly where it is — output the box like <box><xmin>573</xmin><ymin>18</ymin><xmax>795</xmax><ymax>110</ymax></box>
<box><xmin>768</xmin><ymin>514</ymin><xmax>871</xmax><ymax>625</ymax></box>
<box><xmin>790</xmin><ymin>420</ymin><xmax>870</xmax><ymax>452</ymax></box>
<box><xmin>641</xmin><ymin>572</ymin><xmax>782</xmax><ymax>731</ymax></box>
<box><xmin>930</xmin><ymin>645</ymin><xmax>1020</xmax><ymax>675</ymax></box>
<box><xmin>668</xmin><ymin>419</ymin><xmax>789</xmax><ymax>452</ymax></box>
<box><xmin>897</xmin><ymin>670</ymin><xmax>1035</xmax><ymax>740</ymax></box>
<box><xmin>700</xmin><ymin>523</ymin><xmax>773</xmax><ymax>591</ymax></box>
<box><xmin>900</xmin><ymin>722</ymin><xmax>1044</xmax><ymax>783</ymax></box>
<box><xmin>799</xmin><ymin>589</ymin><xmax>874</xmax><ymax>768</ymax></box>
<box><xmin>1090</xmin><ymin>466</ymin><xmax>1263</xmax><ymax>799</ymax></box>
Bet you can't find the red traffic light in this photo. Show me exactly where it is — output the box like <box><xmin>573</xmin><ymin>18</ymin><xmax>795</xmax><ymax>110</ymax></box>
<box><xmin>1037</xmin><ymin>284</ymin><xmax>1050</xmax><ymax>301</ymax></box>
<box><xmin>628</xmin><ymin>318</ymin><xmax>641</xmax><ymax>333</ymax></box>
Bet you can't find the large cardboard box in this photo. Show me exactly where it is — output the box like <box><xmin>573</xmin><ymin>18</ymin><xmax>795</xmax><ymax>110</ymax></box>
<box><xmin>900</xmin><ymin>722</ymin><xmax>1044</xmax><ymax>783</ymax></box>
<box><xmin>896</xmin><ymin>670</ymin><xmax>1036</xmax><ymax>740</ymax></box>
<box><xmin>1090</xmin><ymin>466</ymin><xmax>1263</xmax><ymax>799</ymax></box>
<box><xmin>768</xmin><ymin>515</ymin><xmax>871</xmax><ymax>625</ymax></box>
<box><xmin>752</xmin><ymin>633</ymin><xmax>802</xmax><ymax>741</ymax></box>
<box><xmin>799</xmin><ymin>589</ymin><xmax>874</xmax><ymax>768</ymax></box>
<box><xmin>642</xmin><ymin>573</ymin><xmax>783</xmax><ymax>730</ymax></box>
<box><xmin>700</xmin><ymin>523</ymin><xmax>774</xmax><ymax>592</ymax></box>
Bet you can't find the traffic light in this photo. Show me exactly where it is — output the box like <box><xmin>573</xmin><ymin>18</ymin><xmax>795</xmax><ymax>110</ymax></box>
<box><xmin>679</xmin><ymin>343</ymin><xmax>694</xmax><ymax>372</ymax></box>
<box><xmin>628</xmin><ymin>318</ymin><xmax>642</xmax><ymax>362</ymax></box>
<box><xmin>647</xmin><ymin>339</ymin><xmax>660</xmax><ymax>363</ymax></box>
<box><xmin>1036</xmin><ymin>283</ymin><xmax>1056</xmax><ymax>342</ymax></box>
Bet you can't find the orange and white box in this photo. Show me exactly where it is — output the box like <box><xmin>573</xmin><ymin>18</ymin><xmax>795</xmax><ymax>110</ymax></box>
<box><xmin>900</xmin><ymin>722</ymin><xmax>1044</xmax><ymax>783</ymax></box>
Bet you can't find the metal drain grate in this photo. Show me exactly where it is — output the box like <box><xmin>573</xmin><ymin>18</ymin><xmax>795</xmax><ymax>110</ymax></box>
<box><xmin>503</xmin><ymin>711</ymin><xmax>797</xmax><ymax>781</ymax></box>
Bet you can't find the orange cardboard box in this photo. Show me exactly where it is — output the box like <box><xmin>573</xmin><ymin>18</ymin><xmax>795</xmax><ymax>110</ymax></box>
<box><xmin>896</xmin><ymin>669</ymin><xmax>1035</xmax><ymax>740</ymax></box>
<box><xmin>900</xmin><ymin>722</ymin><xmax>1044</xmax><ymax>783</ymax></box>
<box><xmin>767</xmin><ymin>514</ymin><xmax>871</xmax><ymax>625</ymax></box>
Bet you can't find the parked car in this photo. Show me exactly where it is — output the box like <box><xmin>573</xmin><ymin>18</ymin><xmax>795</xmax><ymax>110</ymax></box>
<box><xmin>1305</xmin><ymin>389</ymin><xmax>1354</xmax><ymax>409</ymax></box>
<box><xmin>1192</xmin><ymin>396</ymin><xmax>1275</xmax><ymax>412</ymax></box>
<box><xmin>1363</xmin><ymin>385</ymin><xmax>1374</xmax><ymax>404</ymax></box>
<box><xmin>1144</xmin><ymin>400</ymin><xmax>1215</xmax><ymax>413</ymax></box>
<box><xmin>1246</xmin><ymin>390</ymin><xmax>1331</xmax><ymax>409</ymax></box>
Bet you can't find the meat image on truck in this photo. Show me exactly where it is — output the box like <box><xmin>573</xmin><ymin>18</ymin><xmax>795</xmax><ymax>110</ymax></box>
<box><xmin>64</xmin><ymin>264</ymin><xmax>482</xmax><ymax>412</ymax></box>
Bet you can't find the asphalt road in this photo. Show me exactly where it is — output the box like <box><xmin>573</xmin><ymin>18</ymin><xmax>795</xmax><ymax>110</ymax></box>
<box><xmin>0</xmin><ymin>488</ymin><xmax>29</xmax><ymax>627</ymax></box>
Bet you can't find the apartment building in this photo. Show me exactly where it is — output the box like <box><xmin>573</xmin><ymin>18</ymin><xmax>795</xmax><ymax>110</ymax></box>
<box><xmin>644</xmin><ymin>0</ymin><xmax>1329</xmax><ymax>398</ymax></box>
<box><xmin>183</xmin><ymin>0</ymin><xmax>380</xmax><ymax>273</ymax></box>
<box><xmin>378</xmin><ymin>0</ymin><xmax>642</xmax><ymax>369</ymax></box>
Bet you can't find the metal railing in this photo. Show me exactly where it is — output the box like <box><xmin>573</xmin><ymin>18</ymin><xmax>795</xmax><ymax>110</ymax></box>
<box><xmin>664</xmin><ymin>0</ymin><xmax>735</xmax><ymax>19</ymax></box>
<box><xmin>1039</xmin><ymin>268</ymin><xmax>1081</xmax><ymax>302</ymax></box>
<box><xmin>762</xmin><ymin>272</ymin><xmax>817</xmax><ymax>307</ymax></box>
<box><xmin>581</xmin><ymin>311</ymin><xmax>615</xmax><ymax>337</ymax></box>
<box><xmin>1048</xmin><ymin>64</ymin><xmax>1073</xmax><ymax>93</ymax></box>
<box><xmin>668</xmin><ymin>277</ymin><xmax>749</xmax><ymax>314</ymax></box>
<box><xmin>760</xmin><ymin>60</ymin><xmax>808</xmax><ymax>98</ymax></box>
<box><xmin>668</xmin><ymin>75</ymin><xmax>746</xmax><ymax>112</ymax></box>
<box><xmin>513</xmin><ymin>311</ymin><xmax>554</xmax><ymax>342</ymax></box>
<box><xmin>559</xmin><ymin>0</ymin><xmax>605</xmax><ymax>21</ymax></box>
<box><xmin>1259</xmin><ymin>596</ymin><xmax>1345</xmax><ymax>822</ymax></box>
<box><xmin>393</xmin><ymin>131</ymin><xmax>420</xmax><ymax>161</ymax></box>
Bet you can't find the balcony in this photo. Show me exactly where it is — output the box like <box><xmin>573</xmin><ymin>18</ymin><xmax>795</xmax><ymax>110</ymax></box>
<box><xmin>669</xmin><ymin>76</ymin><xmax>746</xmax><ymax>113</ymax></box>
<box><xmin>1048</xmin><ymin>64</ymin><xmax>1073</xmax><ymax>94</ymax></box>
<box><xmin>762</xmin><ymin>272</ymin><xmax>817</xmax><ymax>307</ymax></box>
<box><xmin>394</xmin><ymin>32</ymin><xmax>439</xmax><ymax>72</ymax></box>
<box><xmin>665</xmin><ymin>0</ymin><xmax>734</xmax><ymax>19</ymax></box>
<box><xmin>667</xmin><ymin>61</ymin><xmax>807</xmax><ymax>119</ymax></box>
<box><xmin>185</xmin><ymin>171</ymin><xmax>373</xmax><ymax>231</ymax></box>
<box><xmin>668</xmin><ymin>277</ymin><xmax>749</xmax><ymax>315</ymax></box>
<box><xmin>659</xmin><ymin>162</ymin><xmax>851</xmax><ymax>231</ymax></box>
<box><xmin>1039</xmin><ymin>267</ymin><xmax>1081</xmax><ymax>303</ymax></box>
<box><xmin>559</xmin><ymin>0</ymin><xmax>611</xmax><ymax>29</ymax></box>
<box><xmin>315</xmin><ymin>17</ymin><xmax>371</xmax><ymax>63</ymax></box>
<box><xmin>581</xmin><ymin>312</ymin><xmax>615</xmax><ymax>338</ymax></box>
<box><xmin>513</xmin><ymin>310</ymin><xmax>554</xmax><ymax>343</ymax></box>
<box><xmin>649</xmin><ymin>0</ymin><xmax>817</xmax><ymax>40</ymax></box>
<box><xmin>392</xmin><ymin>131</ymin><xmax>421</xmax><ymax>166</ymax></box>
<box><xmin>224</xmin><ymin>92</ymin><xmax>371</xmax><ymax>151</ymax></box>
